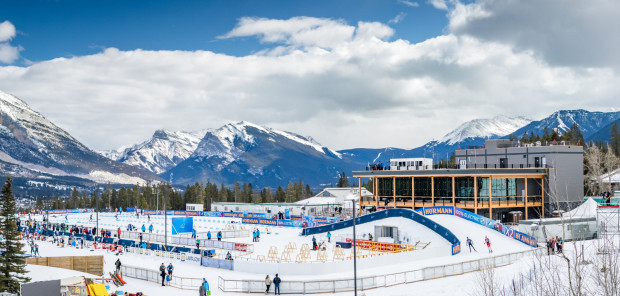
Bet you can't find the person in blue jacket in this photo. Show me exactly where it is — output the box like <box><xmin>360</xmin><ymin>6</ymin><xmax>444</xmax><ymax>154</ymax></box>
<box><xmin>207</xmin><ymin>231</ymin><xmax>211</xmax><ymax>240</ymax></box>
<box><xmin>217</xmin><ymin>231</ymin><xmax>222</xmax><ymax>241</ymax></box>
<box><xmin>327</xmin><ymin>231</ymin><xmax>332</xmax><ymax>243</ymax></box>
<box><xmin>199</xmin><ymin>278</ymin><xmax>209</xmax><ymax>296</ymax></box>
<box><xmin>149</xmin><ymin>224</ymin><xmax>154</xmax><ymax>233</ymax></box>
<box><xmin>141</xmin><ymin>224</ymin><xmax>146</xmax><ymax>232</ymax></box>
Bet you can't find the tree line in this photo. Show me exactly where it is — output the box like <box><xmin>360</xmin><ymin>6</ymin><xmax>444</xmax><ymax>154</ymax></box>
<box><xmin>34</xmin><ymin>180</ymin><xmax>314</xmax><ymax>211</ymax></box>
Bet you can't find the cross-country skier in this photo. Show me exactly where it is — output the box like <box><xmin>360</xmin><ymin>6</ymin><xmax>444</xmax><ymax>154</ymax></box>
<box><xmin>484</xmin><ymin>236</ymin><xmax>492</xmax><ymax>253</ymax></box>
<box><xmin>466</xmin><ymin>237</ymin><xmax>477</xmax><ymax>253</ymax></box>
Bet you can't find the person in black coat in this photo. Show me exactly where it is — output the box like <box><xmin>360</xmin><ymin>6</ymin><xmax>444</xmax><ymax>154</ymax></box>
<box><xmin>159</xmin><ymin>263</ymin><xmax>166</xmax><ymax>286</ymax></box>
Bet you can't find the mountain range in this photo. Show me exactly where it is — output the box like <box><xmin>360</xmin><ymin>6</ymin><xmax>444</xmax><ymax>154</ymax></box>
<box><xmin>0</xmin><ymin>90</ymin><xmax>161</xmax><ymax>196</ymax></box>
<box><xmin>1</xmin><ymin>89</ymin><xmax>619</xmax><ymax>194</ymax></box>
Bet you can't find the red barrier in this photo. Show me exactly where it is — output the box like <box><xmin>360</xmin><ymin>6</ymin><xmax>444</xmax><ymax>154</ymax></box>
<box><xmin>234</xmin><ymin>243</ymin><xmax>248</xmax><ymax>252</ymax></box>
<box><xmin>345</xmin><ymin>239</ymin><xmax>403</xmax><ymax>252</ymax></box>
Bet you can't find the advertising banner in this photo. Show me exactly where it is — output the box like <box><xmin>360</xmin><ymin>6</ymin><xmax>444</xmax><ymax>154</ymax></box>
<box><xmin>171</xmin><ymin>217</ymin><xmax>194</xmax><ymax>235</ymax></box>
<box><xmin>185</xmin><ymin>253</ymin><xmax>202</xmax><ymax>265</ymax></box>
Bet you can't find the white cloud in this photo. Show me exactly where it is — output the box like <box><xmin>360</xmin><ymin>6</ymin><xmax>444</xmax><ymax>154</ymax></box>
<box><xmin>0</xmin><ymin>21</ymin><xmax>21</xmax><ymax>64</ymax></box>
<box><xmin>220</xmin><ymin>17</ymin><xmax>355</xmax><ymax>50</ymax></box>
<box><xmin>0</xmin><ymin>21</ymin><xmax>16</xmax><ymax>42</ymax></box>
<box><xmin>0</xmin><ymin>43</ymin><xmax>20</xmax><ymax>63</ymax></box>
<box><xmin>448</xmin><ymin>0</ymin><xmax>620</xmax><ymax>70</ymax></box>
<box><xmin>389</xmin><ymin>12</ymin><xmax>408</xmax><ymax>24</ymax></box>
<box><xmin>0</xmin><ymin>11</ymin><xmax>618</xmax><ymax>151</ymax></box>
<box><xmin>428</xmin><ymin>0</ymin><xmax>449</xmax><ymax>10</ymax></box>
<box><xmin>398</xmin><ymin>0</ymin><xmax>419</xmax><ymax>7</ymax></box>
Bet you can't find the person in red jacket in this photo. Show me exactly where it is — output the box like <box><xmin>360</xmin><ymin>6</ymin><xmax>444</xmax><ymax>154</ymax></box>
<box><xmin>117</xmin><ymin>228</ymin><xmax>121</xmax><ymax>238</ymax></box>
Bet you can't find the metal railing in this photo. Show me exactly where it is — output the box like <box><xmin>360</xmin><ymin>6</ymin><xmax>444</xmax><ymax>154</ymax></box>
<box><xmin>119</xmin><ymin>231</ymin><xmax>254</xmax><ymax>252</ymax></box>
<box><xmin>218</xmin><ymin>247</ymin><xmax>544</xmax><ymax>294</ymax></box>
<box><xmin>121</xmin><ymin>265</ymin><xmax>204</xmax><ymax>290</ymax></box>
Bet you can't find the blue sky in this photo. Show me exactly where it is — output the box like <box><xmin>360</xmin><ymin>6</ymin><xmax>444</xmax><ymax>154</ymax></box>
<box><xmin>2</xmin><ymin>0</ymin><xmax>447</xmax><ymax>63</ymax></box>
<box><xmin>0</xmin><ymin>0</ymin><xmax>618</xmax><ymax>151</ymax></box>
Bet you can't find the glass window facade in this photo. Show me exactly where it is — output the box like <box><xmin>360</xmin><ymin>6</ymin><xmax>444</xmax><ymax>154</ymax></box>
<box><xmin>378</xmin><ymin>178</ymin><xmax>393</xmax><ymax>196</ymax></box>
<box><xmin>395</xmin><ymin>178</ymin><xmax>412</xmax><ymax>196</ymax></box>
<box><xmin>434</xmin><ymin>177</ymin><xmax>453</xmax><ymax>197</ymax></box>
<box><xmin>414</xmin><ymin>177</ymin><xmax>432</xmax><ymax>197</ymax></box>
<box><xmin>455</xmin><ymin>177</ymin><xmax>475</xmax><ymax>197</ymax></box>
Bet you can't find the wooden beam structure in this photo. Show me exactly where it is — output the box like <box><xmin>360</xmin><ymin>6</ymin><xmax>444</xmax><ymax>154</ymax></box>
<box><xmin>356</xmin><ymin>171</ymin><xmax>546</xmax><ymax>219</ymax></box>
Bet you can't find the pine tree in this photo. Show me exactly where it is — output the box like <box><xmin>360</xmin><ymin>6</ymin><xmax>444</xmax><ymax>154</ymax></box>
<box><xmin>337</xmin><ymin>172</ymin><xmax>350</xmax><ymax>188</ymax></box>
<box><xmin>0</xmin><ymin>177</ymin><xmax>29</xmax><ymax>292</ymax></box>
<box><xmin>611</xmin><ymin>123</ymin><xmax>620</xmax><ymax>156</ymax></box>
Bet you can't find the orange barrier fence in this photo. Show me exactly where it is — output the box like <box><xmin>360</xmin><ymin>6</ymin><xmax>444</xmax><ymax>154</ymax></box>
<box><xmin>345</xmin><ymin>239</ymin><xmax>414</xmax><ymax>252</ymax></box>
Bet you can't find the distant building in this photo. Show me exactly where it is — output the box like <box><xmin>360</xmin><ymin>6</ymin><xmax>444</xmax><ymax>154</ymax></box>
<box><xmin>389</xmin><ymin>158</ymin><xmax>433</xmax><ymax>171</ymax></box>
<box><xmin>211</xmin><ymin>187</ymin><xmax>368</xmax><ymax>217</ymax></box>
<box><xmin>186</xmin><ymin>203</ymin><xmax>203</xmax><ymax>211</ymax></box>
<box><xmin>353</xmin><ymin>139</ymin><xmax>584</xmax><ymax>222</ymax></box>
<box><xmin>599</xmin><ymin>168</ymin><xmax>620</xmax><ymax>193</ymax></box>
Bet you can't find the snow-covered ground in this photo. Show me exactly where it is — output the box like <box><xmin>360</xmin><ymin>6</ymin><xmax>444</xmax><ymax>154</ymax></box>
<box><xmin>24</xmin><ymin>211</ymin><xmax>540</xmax><ymax>295</ymax></box>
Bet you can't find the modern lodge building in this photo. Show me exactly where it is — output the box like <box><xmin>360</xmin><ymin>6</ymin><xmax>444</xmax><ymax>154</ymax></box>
<box><xmin>353</xmin><ymin>139</ymin><xmax>584</xmax><ymax>222</ymax></box>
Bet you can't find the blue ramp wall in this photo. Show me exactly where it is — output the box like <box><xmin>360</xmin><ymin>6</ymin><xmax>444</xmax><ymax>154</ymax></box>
<box><xmin>171</xmin><ymin>217</ymin><xmax>194</xmax><ymax>235</ymax></box>
<box><xmin>301</xmin><ymin>208</ymin><xmax>461</xmax><ymax>255</ymax></box>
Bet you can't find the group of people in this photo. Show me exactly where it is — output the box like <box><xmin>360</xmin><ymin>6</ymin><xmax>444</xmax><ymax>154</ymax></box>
<box><xmin>252</xmin><ymin>228</ymin><xmax>261</xmax><ymax>242</ymax></box>
<box><xmin>547</xmin><ymin>236</ymin><xmax>563</xmax><ymax>255</ymax></box>
<box><xmin>264</xmin><ymin>274</ymin><xmax>282</xmax><ymax>295</ymax></box>
<box><xmin>159</xmin><ymin>263</ymin><xmax>175</xmax><ymax>286</ymax></box>
<box><xmin>465</xmin><ymin>236</ymin><xmax>493</xmax><ymax>253</ymax></box>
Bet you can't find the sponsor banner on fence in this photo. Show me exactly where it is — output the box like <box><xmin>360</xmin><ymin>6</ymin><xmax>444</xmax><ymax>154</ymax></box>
<box><xmin>241</xmin><ymin>218</ymin><xmax>279</xmax><ymax>226</ymax></box>
<box><xmin>452</xmin><ymin>242</ymin><xmax>461</xmax><ymax>255</ymax></box>
<box><xmin>423</xmin><ymin>206</ymin><xmax>537</xmax><ymax>247</ymax></box>
<box><xmin>185</xmin><ymin>253</ymin><xmax>202</xmax><ymax>265</ymax></box>
<box><xmin>234</xmin><ymin>243</ymin><xmax>248</xmax><ymax>252</ymax></box>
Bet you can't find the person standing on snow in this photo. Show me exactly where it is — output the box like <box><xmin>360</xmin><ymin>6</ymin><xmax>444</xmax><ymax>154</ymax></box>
<box><xmin>466</xmin><ymin>237</ymin><xmax>477</xmax><ymax>253</ymax></box>
<box><xmin>167</xmin><ymin>263</ymin><xmax>174</xmax><ymax>277</ymax></box>
<box><xmin>207</xmin><ymin>231</ymin><xmax>211</xmax><ymax>240</ymax></box>
<box><xmin>327</xmin><ymin>231</ymin><xmax>332</xmax><ymax>243</ymax></box>
<box><xmin>484</xmin><ymin>236</ymin><xmax>492</xmax><ymax>253</ymax></box>
<box><xmin>273</xmin><ymin>274</ymin><xmax>281</xmax><ymax>295</ymax></box>
<box><xmin>159</xmin><ymin>263</ymin><xmax>166</xmax><ymax>286</ymax></box>
<box><xmin>199</xmin><ymin>278</ymin><xmax>209</xmax><ymax>296</ymax></box>
<box><xmin>265</xmin><ymin>274</ymin><xmax>272</xmax><ymax>293</ymax></box>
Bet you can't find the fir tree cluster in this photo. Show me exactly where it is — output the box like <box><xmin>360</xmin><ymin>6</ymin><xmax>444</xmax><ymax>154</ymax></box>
<box><xmin>0</xmin><ymin>177</ymin><xmax>29</xmax><ymax>293</ymax></box>
<box><xmin>34</xmin><ymin>180</ymin><xmax>315</xmax><ymax>211</ymax></box>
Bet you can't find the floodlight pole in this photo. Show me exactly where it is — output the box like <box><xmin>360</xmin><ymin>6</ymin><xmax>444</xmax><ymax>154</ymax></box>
<box><xmin>352</xmin><ymin>199</ymin><xmax>358</xmax><ymax>296</ymax></box>
<box><xmin>96</xmin><ymin>191</ymin><xmax>99</xmax><ymax>242</ymax></box>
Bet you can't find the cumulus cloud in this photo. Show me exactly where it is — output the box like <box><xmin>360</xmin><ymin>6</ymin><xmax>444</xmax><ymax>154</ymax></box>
<box><xmin>0</xmin><ymin>21</ymin><xmax>16</xmax><ymax>42</ymax></box>
<box><xmin>448</xmin><ymin>0</ymin><xmax>620</xmax><ymax>70</ymax></box>
<box><xmin>0</xmin><ymin>21</ymin><xmax>21</xmax><ymax>64</ymax></box>
<box><xmin>0</xmin><ymin>10</ymin><xmax>618</xmax><ymax>151</ymax></box>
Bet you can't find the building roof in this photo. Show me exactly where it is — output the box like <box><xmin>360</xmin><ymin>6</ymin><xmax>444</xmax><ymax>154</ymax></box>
<box><xmin>600</xmin><ymin>168</ymin><xmax>620</xmax><ymax>183</ymax></box>
<box><xmin>353</xmin><ymin>168</ymin><xmax>548</xmax><ymax>178</ymax></box>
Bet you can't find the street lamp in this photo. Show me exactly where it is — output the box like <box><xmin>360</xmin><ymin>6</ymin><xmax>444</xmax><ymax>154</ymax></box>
<box><xmin>349</xmin><ymin>198</ymin><xmax>358</xmax><ymax>296</ymax></box>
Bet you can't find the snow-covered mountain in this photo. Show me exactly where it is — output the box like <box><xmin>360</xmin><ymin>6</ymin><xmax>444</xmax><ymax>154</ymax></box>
<box><xmin>440</xmin><ymin>116</ymin><xmax>531</xmax><ymax>145</ymax></box>
<box><xmin>163</xmin><ymin>121</ymin><xmax>353</xmax><ymax>187</ymax></box>
<box><xmin>100</xmin><ymin>129</ymin><xmax>207</xmax><ymax>174</ymax></box>
<box><xmin>340</xmin><ymin>116</ymin><xmax>532</xmax><ymax>166</ymax></box>
<box><xmin>0</xmin><ymin>90</ymin><xmax>160</xmax><ymax>185</ymax></box>
<box><xmin>510</xmin><ymin>109</ymin><xmax>620</xmax><ymax>140</ymax></box>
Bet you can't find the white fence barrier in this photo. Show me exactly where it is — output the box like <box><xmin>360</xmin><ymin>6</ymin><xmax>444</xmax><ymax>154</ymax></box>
<box><xmin>120</xmin><ymin>231</ymin><xmax>254</xmax><ymax>253</ymax></box>
<box><xmin>218</xmin><ymin>248</ymin><xmax>544</xmax><ymax>294</ymax></box>
<box><xmin>121</xmin><ymin>265</ymin><xmax>203</xmax><ymax>290</ymax></box>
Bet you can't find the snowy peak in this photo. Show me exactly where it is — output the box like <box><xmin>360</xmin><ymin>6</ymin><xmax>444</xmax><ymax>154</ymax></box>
<box><xmin>102</xmin><ymin>129</ymin><xmax>208</xmax><ymax>174</ymax></box>
<box><xmin>192</xmin><ymin>121</ymin><xmax>342</xmax><ymax>162</ymax></box>
<box><xmin>0</xmin><ymin>90</ymin><xmax>159</xmax><ymax>184</ymax></box>
<box><xmin>512</xmin><ymin>109</ymin><xmax>620</xmax><ymax>139</ymax></box>
<box><xmin>440</xmin><ymin>116</ymin><xmax>531</xmax><ymax>145</ymax></box>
